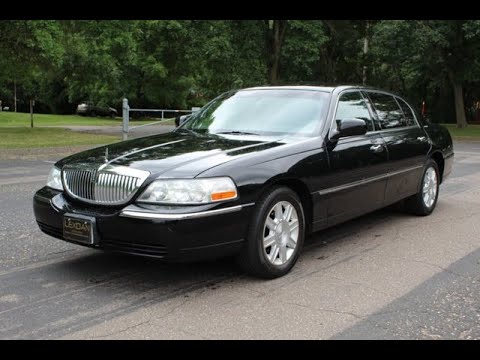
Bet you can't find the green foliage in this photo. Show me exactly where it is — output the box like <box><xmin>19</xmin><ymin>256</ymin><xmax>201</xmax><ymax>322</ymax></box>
<box><xmin>0</xmin><ymin>127</ymin><xmax>117</xmax><ymax>148</ymax></box>
<box><xmin>0</xmin><ymin>111</ymin><xmax>156</xmax><ymax>127</ymax></box>
<box><xmin>1</xmin><ymin>20</ymin><xmax>480</xmax><ymax>127</ymax></box>
<box><xmin>369</xmin><ymin>20</ymin><xmax>480</xmax><ymax>126</ymax></box>
<box><xmin>443</xmin><ymin>123</ymin><xmax>480</xmax><ymax>139</ymax></box>
<box><xmin>281</xmin><ymin>21</ymin><xmax>328</xmax><ymax>82</ymax></box>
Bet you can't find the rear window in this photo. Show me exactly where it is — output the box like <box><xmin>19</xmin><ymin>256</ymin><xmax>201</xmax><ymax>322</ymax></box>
<box><xmin>366</xmin><ymin>92</ymin><xmax>406</xmax><ymax>129</ymax></box>
<box><xmin>396</xmin><ymin>97</ymin><xmax>417</xmax><ymax>127</ymax></box>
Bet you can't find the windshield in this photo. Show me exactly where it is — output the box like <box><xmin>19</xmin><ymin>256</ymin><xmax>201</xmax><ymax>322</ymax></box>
<box><xmin>181</xmin><ymin>89</ymin><xmax>330</xmax><ymax>137</ymax></box>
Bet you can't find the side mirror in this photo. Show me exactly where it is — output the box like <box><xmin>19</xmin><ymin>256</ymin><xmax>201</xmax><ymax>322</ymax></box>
<box><xmin>329</xmin><ymin>118</ymin><xmax>367</xmax><ymax>141</ymax></box>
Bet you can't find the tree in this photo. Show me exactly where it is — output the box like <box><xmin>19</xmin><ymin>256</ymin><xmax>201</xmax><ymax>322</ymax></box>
<box><xmin>370</xmin><ymin>20</ymin><xmax>480</xmax><ymax>128</ymax></box>
<box><xmin>1</xmin><ymin>19</ymin><xmax>479</xmax><ymax>125</ymax></box>
<box><xmin>0</xmin><ymin>21</ymin><xmax>63</xmax><ymax>112</ymax></box>
<box><xmin>280</xmin><ymin>21</ymin><xmax>327</xmax><ymax>83</ymax></box>
<box><xmin>265</xmin><ymin>20</ymin><xmax>288</xmax><ymax>85</ymax></box>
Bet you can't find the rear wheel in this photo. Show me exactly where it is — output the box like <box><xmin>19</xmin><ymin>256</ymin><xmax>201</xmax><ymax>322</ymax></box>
<box><xmin>405</xmin><ymin>159</ymin><xmax>440</xmax><ymax>216</ymax></box>
<box><xmin>238</xmin><ymin>187</ymin><xmax>305</xmax><ymax>278</ymax></box>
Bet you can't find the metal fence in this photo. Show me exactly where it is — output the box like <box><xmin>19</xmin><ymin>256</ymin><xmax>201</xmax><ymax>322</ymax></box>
<box><xmin>121</xmin><ymin>98</ymin><xmax>199</xmax><ymax>140</ymax></box>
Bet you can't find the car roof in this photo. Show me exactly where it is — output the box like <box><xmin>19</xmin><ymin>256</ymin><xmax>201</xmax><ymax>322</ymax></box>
<box><xmin>240</xmin><ymin>85</ymin><xmax>408</xmax><ymax>100</ymax></box>
<box><xmin>241</xmin><ymin>85</ymin><xmax>376</xmax><ymax>93</ymax></box>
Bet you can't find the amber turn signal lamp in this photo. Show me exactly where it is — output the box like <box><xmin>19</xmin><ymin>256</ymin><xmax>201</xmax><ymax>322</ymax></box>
<box><xmin>211</xmin><ymin>190</ymin><xmax>237</xmax><ymax>202</ymax></box>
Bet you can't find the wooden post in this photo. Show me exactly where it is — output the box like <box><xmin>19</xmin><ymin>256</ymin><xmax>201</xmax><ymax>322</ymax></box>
<box><xmin>30</xmin><ymin>99</ymin><xmax>34</xmax><ymax>128</ymax></box>
<box><xmin>14</xmin><ymin>78</ymin><xmax>17</xmax><ymax>113</ymax></box>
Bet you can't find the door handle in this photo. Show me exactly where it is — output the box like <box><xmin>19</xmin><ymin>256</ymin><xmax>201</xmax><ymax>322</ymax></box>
<box><xmin>417</xmin><ymin>136</ymin><xmax>427</xmax><ymax>142</ymax></box>
<box><xmin>370</xmin><ymin>144</ymin><xmax>384</xmax><ymax>153</ymax></box>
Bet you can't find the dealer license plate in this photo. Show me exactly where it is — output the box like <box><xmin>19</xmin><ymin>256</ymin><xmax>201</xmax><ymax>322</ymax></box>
<box><xmin>63</xmin><ymin>214</ymin><xmax>96</xmax><ymax>245</ymax></box>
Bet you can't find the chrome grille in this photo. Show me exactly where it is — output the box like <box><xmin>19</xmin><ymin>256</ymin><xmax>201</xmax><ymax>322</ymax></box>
<box><xmin>62</xmin><ymin>165</ymin><xmax>150</xmax><ymax>205</ymax></box>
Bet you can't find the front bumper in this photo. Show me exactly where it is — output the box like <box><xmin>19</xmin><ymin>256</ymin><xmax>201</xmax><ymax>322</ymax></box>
<box><xmin>33</xmin><ymin>187</ymin><xmax>253</xmax><ymax>261</ymax></box>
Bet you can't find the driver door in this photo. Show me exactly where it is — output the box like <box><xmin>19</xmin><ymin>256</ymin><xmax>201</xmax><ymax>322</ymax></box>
<box><xmin>321</xmin><ymin>91</ymin><xmax>389</xmax><ymax>226</ymax></box>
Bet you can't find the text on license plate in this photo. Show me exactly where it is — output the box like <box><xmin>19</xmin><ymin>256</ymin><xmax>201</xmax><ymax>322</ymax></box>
<box><xmin>63</xmin><ymin>216</ymin><xmax>93</xmax><ymax>245</ymax></box>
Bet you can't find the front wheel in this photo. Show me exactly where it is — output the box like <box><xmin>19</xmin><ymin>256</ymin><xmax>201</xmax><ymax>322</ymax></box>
<box><xmin>405</xmin><ymin>159</ymin><xmax>440</xmax><ymax>216</ymax></box>
<box><xmin>237</xmin><ymin>187</ymin><xmax>305</xmax><ymax>278</ymax></box>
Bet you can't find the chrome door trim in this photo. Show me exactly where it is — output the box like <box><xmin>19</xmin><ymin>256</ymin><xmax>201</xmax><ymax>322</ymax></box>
<box><xmin>315</xmin><ymin>165</ymin><xmax>423</xmax><ymax>196</ymax></box>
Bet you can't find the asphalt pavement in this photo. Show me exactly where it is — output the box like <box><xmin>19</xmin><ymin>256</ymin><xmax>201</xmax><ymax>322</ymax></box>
<box><xmin>0</xmin><ymin>141</ymin><xmax>479</xmax><ymax>339</ymax></box>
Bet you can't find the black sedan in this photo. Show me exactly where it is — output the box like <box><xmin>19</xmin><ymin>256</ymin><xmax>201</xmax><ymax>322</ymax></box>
<box><xmin>34</xmin><ymin>86</ymin><xmax>454</xmax><ymax>278</ymax></box>
<box><xmin>76</xmin><ymin>101</ymin><xmax>118</xmax><ymax>118</ymax></box>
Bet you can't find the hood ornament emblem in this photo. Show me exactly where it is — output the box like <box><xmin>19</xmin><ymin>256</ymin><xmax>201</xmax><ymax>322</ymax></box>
<box><xmin>104</xmin><ymin>148</ymin><xmax>109</xmax><ymax>163</ymax></box>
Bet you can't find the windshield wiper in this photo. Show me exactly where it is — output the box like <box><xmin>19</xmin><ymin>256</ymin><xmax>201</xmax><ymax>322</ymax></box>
<box><xmin>215</xmin><ymin>131</ymin><xmax>260</xmax><ymax>136</ymax></box>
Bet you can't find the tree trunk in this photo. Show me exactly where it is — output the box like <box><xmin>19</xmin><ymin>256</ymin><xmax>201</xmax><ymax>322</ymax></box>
<box><xmin>267</xmin><ymin>20</ymin><xmax>287</xmax><ymax>85</ymax></box>
<box><xmin>452</xmin><ymin>82</ymin><xmax>468</xmax><ymax>128</ymax></box>
<box><xmin>448</xmin><ymin>69</ymin><xmax>468</xmax><ymax>128</ymax></box>
<box><xmin>362</xmin><ymin>20</ymin><xmax>370</xmax><ymax>86</ymax></box>
<box><xmin>14</xmin><ymin>78</ymin><xmax>17</xmax><ymax>113</ymax></box>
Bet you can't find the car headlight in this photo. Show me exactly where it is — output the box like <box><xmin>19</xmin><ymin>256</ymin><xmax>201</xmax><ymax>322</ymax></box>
<box><xmin>46</xmin><ymin>166</ymin><xmax>63</xmax><ymax>191</ymax></box>
<box><xmin>137</xmin><ymin>177</ymin><xmax>238</xmax><ymax>205</ymax></box>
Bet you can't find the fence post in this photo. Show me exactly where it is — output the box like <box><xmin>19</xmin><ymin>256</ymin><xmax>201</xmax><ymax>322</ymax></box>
<box><xmin>122</xmin><ymin>98</ymin><xmax>129</xmax><ymax>141</ymax></box>
<box><xmin>30</xmin><ymin>99</ymin><xmax>34</xmax><ymax>128</ymax></box>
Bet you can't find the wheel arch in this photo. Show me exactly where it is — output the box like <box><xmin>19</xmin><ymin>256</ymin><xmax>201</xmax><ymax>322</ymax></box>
<box><xmin>430</xmin><ymin>151</ymin><xmax>445</xmax><ymax>183</ymax></box>
<box><xmin>257</xmin><ymin>177</ymin><xmax>313</xmax><ymax>234</ymax></box>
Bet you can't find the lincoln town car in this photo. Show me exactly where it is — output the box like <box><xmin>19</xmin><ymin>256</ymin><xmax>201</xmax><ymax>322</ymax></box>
<box><xmin>33</xmin><ymin>86</ymin><xmax>454</xmax><ymax>278</ymax></box>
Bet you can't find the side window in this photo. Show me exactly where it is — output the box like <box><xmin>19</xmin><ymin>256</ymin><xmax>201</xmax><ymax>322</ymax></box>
<box><xmin>335</xmin><ymin>91</ymin><xmax>374</xmax><ymax>132</ymax></box>
<box><xmin>366</xmin><ymin>92</ymin><xmax>406</xmax><ymax>129</ymax></box>
<box><xmin>396</xmin><ymin>97</ymin><xmax>417</xmax><ymax>127</ymax></box>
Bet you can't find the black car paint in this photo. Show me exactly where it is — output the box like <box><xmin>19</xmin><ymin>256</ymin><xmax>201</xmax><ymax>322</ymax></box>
<box><xmin>34</xmin><ymin>86</ymin><xmax>454</xmax><ymax>261</ymax></box>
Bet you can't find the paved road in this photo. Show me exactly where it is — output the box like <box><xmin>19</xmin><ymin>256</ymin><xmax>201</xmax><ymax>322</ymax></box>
<box><xmin>0</xmin><ymin>141</ymin><xmax>479</xmax><ymax>339</ymax></box>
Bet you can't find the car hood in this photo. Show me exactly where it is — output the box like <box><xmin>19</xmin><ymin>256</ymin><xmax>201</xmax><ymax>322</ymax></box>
<box><xmin>56</xmin><ymin>131</ymin><xmax>288</xmax><ymax>178</ymax></box>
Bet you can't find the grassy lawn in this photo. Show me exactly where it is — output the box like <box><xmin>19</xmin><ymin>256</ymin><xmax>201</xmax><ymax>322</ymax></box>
<box><xmin>0</xmin><ymin>127</ymin><xmax>118</xmax><ymax>149</ymax></box>
<box><xmin>442</xmin><ymin>124</ymin><xmax>480</xmax><ymax>140</ymax></box>
<box><xmin>0</xmin><ymin>111</ymin><xmax>161</xmax><ymax>127</ymax></box>
<box><xmin>0</xmin><ymin>111</ymin><xmax>174</xmax><ymax>148</ymax></box>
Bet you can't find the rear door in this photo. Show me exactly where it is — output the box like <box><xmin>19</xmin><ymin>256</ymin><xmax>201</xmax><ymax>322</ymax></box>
<box><xmin>364</xmin><ymin>91</ymin><xmax>430</xmax><ymax>205</ymax></box>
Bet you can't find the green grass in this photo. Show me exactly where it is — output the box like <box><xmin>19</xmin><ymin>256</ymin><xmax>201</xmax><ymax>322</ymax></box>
<box><xmin>0</xmin><ymin>111</ymin><xmax>159</xmax><ymax>127</ymax></box>
<box><xmin>442</xmin><ymin>124</ymin><xmax>480</xmax><ymax>140</ymax></box>
<box><xmin>0</xmin><ymin>111</ymin><xmax>175</xmax><ymax>149</ymax></box>
<box><xmin>0</xmin><ymin>127</ymin><xmax>118</xmax><ymax>149</ymax></box>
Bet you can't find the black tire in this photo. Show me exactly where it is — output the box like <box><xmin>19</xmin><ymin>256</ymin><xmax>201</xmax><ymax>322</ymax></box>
<box><xmin>90</xmin><ymin>111</ymin><xmax>96</xmax><ymax>117</ymax></box>
<box><xmin>237</xmin><ymin>187</ymin><xmax>305</xmax><ymax>278</ymax></box>
<box><xmin>404</xmin><ymin>159</ymin><xmax>440</xmax><ymax>216</ymax></box>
